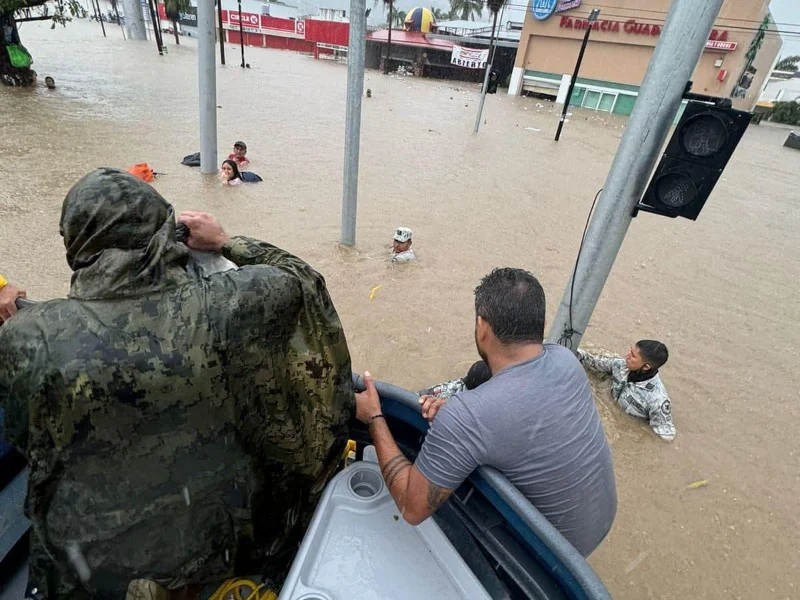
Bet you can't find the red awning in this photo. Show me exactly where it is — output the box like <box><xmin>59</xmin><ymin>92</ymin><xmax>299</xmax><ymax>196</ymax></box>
<box><xmin>366</xmin><ymin>29</ymin><xmax>454</xmax><ymax>51</ymax></box>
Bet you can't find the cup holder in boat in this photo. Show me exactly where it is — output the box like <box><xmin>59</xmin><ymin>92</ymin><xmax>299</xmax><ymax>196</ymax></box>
<box><xmin>348</xmin><ymin>468</ymin><xmax>384</xmax><ymax>499</ymax></box>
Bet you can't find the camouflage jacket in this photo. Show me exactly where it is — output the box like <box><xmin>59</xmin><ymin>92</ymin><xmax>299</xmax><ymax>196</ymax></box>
<box><xmin>389</xmin><ymin>248</ymin><xmax>415</xmax><ymax>263</ymax></box>
<box><xmin>0</xmin><ymin>169</ymin><xmax>354</xmax><ymax>598</ymax></box>
<box><xmin>577</xmin><ymin>350</ymin><xmax>676</xmax><ymax>442</ymax></box>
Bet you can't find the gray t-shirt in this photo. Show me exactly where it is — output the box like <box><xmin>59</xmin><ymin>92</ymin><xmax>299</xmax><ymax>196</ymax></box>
<box><xmin>415</xmin><ymin>344</ymin><xmax>617</xmax><ymax>556</ymax></box>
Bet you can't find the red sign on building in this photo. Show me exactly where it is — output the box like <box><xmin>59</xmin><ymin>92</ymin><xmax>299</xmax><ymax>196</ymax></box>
<box><xmin>558</xmin><ymin>16</ymin><xmax>736</xmax><ymax>51</ymax></box>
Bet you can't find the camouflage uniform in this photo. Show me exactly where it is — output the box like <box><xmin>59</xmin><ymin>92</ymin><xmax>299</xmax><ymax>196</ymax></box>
<box><xmin>577</xmin><ymin>350</ymin><xmax>676</xmax><ymax>442</ymax></box>
<box><xmin>390</xmin><ymin>248</ymin><xmax>416</xmax><ymax>263</ymax></box>
<box><xmin>419</xmin><ymin>361</ymin><xmax>492</xmax><ymax>399</ymax></box>
<box><xmin>0</xmin><ymin>169</ymin><xmax>354</xmax><ymax>599</ymax></box>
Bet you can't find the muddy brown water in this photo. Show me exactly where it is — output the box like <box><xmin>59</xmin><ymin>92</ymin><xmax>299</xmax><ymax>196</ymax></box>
<box><xmin>1</xmin><ymin>21</ymin><xmax>799</xmax><ymax>600</ymax></box>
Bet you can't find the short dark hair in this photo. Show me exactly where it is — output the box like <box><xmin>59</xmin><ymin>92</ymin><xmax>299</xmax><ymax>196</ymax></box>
<box><xmin>636</xmin><ymin>340</ymin><xmax>669</xmax><ymax>369</ymax></box>
<box><xmin>474</xmin><ymin>268</ymin><xmax>545</xmax><ymax>344</ymax></box>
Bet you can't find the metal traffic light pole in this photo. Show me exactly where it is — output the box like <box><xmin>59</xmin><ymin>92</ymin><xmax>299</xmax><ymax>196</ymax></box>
<box><xmin>340</xmin><ymin>0</ymin><xmax>367</xmax><ymax>245</ymax></box>
<box><xmin>546</xmin><ymin>0</ymin><xmax>725</xmax><ymax>349</ymax></box>
<box><xmin>198</xmin><ymin>0</ymin><xmax>218</xmax><ymax>173</ymax></box>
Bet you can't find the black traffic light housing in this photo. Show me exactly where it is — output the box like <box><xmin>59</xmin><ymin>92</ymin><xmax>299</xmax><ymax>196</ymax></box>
<box><xmin>634</xmin><ymin>95</ymin><xmax>752</xmax><ymax>220</ymax></box>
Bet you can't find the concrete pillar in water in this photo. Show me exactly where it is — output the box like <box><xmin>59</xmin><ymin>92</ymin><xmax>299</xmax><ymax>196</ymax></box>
<box><xmin>122</xmin><ymin>0</ymin><xmax>147</xmax><ymax>40</ymax></box>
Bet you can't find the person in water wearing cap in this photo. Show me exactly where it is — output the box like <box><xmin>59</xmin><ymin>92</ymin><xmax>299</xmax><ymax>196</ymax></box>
<box><xmin>578</xmin><ymin>341</ymin><xmax>676</xmax><ymax>442</ymax></box>
<box><xmin>391</xmin><ymin>227</ymin><xmax>415</xmax><ymax>263</ymax></box>
<box><xmin>228</xmin><ymin>141</ymin><xmax>250</xmax><ymax>169</ymax></box>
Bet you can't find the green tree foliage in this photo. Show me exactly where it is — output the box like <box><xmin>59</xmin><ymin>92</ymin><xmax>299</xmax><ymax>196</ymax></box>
<box><xmin>449</xmin><ymin>0</ymin><xmax>483</xmax><ymax>21</ymax></box>
<box><xmin>775</xmin><ymin>55</ymin><xmax>800</xmax><ymax>73</ymax></box>
<box><xmin>486</xmin><ymin>0</ymin><xmax>503</xmax><ymax>16</ymax></box>
<box><xmin>0</xmin><ymin>0</ymin><xmax>46</xmax><ymax>15</ymax></box>
<box><xmin>164</xmin><ymin>0</ymin><xmax>190</xmax><ymax>44</ymax></box>
<box><xmin>770</xmin><ymin>101</ymin><xmax>800</xmax><ymax>126</ymax></box>
<box><xmin>430</xmin><ymin>6</ymin><xmax>448</xmax><ymax>20</ymax></box>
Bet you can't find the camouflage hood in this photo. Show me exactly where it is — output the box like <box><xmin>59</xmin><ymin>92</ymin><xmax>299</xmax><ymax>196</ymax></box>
<box><xmin>60</xmin><ymin>168</ymin><xmax>189</xmax><ymax>300</ymax></box>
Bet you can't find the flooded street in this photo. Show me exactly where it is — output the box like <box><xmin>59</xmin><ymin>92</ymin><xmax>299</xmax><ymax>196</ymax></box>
<box><xmin>2</xmin><ymin>20</ymin><xmax>799</xmax><ymax>599</ymax></box>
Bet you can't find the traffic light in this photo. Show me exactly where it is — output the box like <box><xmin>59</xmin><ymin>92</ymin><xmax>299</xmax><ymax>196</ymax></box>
<box><xmin>635</xmin><ymin>99</ymin><xmax>752</xmax><ymax>220</ymax></box>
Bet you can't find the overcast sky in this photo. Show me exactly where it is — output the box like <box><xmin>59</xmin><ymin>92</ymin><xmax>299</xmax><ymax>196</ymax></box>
<box><xmin>767</xmin><ymin>0</ymin><xmax>798</xmax><ymax>57</ymax></box>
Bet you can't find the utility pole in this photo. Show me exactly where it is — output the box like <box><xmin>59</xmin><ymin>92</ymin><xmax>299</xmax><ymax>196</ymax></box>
<box><xmin>341</xmin><ymin>0</ymin><xmax>367</xmax><ymax>245</ymax></box>
<box><xmin>216</xmin><ymin>0</ymin><xmax>225</xmax><ymax>65</ymax></box>
<box><xmin>237</xmin><ymin>0</ymin><xmax>245</xmax><ymax>67</ymax></box>
<box><xmin>146</xmin><ymin>0</ymin><xmax>164</xmax><ymax>53</ymax></box>
<box><xmin>555</xmin><ymin>8</ymin><xmax>600</xmax><ymax>141</ymax></box>
<box><xmin>111</xmin><ymin>0</ymin><xmax>126</xmax><ymax>39</ymax></box>
<box><xmin>91</xmin><ymin>0</ymin><xmax>107</xmax><ymax>37</ymax></box>
<box><xmin>121</xmin><ymin>0</ymin><xmax>146</xmax><ymax>40</ymax></box>
<box><xmin>473</xmin><ymin>9</ymin><xmax>499</xmax><ymax>133</ymax></box>
<box><xmin>383</xmin><ymin>0</ymin><xmax>392</xmax><ymax>74</ymax></box>
<box><xmin>546</xmin><ymin>0</ymin><xmax>725</xmax><ymax>349</ymax></box>
<box><xmin>198</xmin><ymin>0</ymin><xmax>218</xmax><ymax>174</ymax></box>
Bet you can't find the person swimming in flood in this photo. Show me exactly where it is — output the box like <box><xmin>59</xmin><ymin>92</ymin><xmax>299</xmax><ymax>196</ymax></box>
<box><xmin>220</xmin><ymin>159</ymin><xmax>262</xmax><ymax>185</ymax></box>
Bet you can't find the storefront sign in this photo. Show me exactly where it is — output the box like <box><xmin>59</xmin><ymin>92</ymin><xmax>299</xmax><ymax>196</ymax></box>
<box><xmin>556</xmin><ymin>0</ymin><xmax>582</xmax><ymax>11</ymax></box>
<box><xmin>558</xmin><ymin>16</ymin><xmax>736</xmax><ymax>51</ymax></box>
<box><xmin>531</xmin><ymin>0</ymin><xmax>557</xmax><ymax>21</ymax></box>
<box><xmin>229</xmin><ymin>11</ymin><xmax>260</xmax><ymax>27</ymax></box>
<box><xmin>295</xmin><ymin>20</ymin><xmax>305</xmax><ymax>36</ymax></box>
<box><xmin>178</xmin><ymin>7</ymin><xmax>197</xmax><ymax>28</ymax></box>
<box><xmin>450</xmin><ymin>45</ymin><xmax>489</xmax><ymax>69</ymax></box>
<box><xmin>705</xmin><ymin>40</ymin><xmax>737</xmax><ymax>52</ymax></box>
<box><xmin>532</xmin><ymin>0</ymin><xmax>581</xmax><ymax>21</ymax></box>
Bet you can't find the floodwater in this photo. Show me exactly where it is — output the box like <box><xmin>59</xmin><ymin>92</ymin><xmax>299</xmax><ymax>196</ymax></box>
<box><xmin>2</xmin><ymin>20</ymin><xmax>799</xmax><ymax>600</ymax></box>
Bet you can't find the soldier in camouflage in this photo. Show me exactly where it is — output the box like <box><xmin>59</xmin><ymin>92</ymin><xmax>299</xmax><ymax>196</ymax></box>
<box><xmin>0</xmin><ymin>168</ymin><xmax>354</xmax><ymax>599</ymax></box>
<box><xmin>578</xmin><ymin>340</ymin><xmax>676</xmax><ymax>442</ymax></box>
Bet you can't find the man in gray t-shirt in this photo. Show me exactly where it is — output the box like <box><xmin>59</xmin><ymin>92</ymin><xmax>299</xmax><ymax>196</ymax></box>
<box><xmin>417</xmin><ymin>344</ymin><xmax>616</xmax><ymax>556</ymax></box>
<box><xmin>355</xmin><ymin>267</ymin><xmax>617</xmax><ymax>557</ymax></box>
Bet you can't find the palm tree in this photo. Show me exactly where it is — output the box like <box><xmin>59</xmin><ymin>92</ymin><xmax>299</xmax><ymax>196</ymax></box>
<box><xmin>448</xmin><ymin>0</ymin><xmax>483</xmax><ymax>21</ymax></box>
<box><xmin>164</xmin><ymin>0</ymin><xmax>190</xmax><ymax>45</ymax></box>
<box><xmin>430</xmin><ymin>6</ymin><xmax>448</xmax><ymax>21</ymax></box>
<box><xmin>775</xmin><ymin>55</ymin><xmax>800</xmax><ymax>73</ymax></box>
<box><xmin>395</xmin><ymin>9</ymin><xmax>406</xmax><ymax>28</ymax></box>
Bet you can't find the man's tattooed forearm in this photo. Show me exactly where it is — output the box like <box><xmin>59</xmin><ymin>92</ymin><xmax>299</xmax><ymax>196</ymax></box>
<box><xmin>426</xmin><ymin>482</ymin><xmax>450</xmax><ymax>512</ymax></box>
<box><xmin>382</xmin><ymin>454</ymin><xmax>411</xmax><ymax>488</ymax></box>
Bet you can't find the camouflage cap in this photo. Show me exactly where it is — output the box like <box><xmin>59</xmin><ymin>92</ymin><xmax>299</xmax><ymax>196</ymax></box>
<box><xmin>393</xmin><ymin>227</ymin><xmax>413</xmax><ymax>243</ymax></box>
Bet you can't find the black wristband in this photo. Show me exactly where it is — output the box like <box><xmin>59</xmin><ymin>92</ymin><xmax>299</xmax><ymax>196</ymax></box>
<box><xmin>368</xmin><ymin>414</ymin><xmax>385</xmax><ymax>425</ymax></box>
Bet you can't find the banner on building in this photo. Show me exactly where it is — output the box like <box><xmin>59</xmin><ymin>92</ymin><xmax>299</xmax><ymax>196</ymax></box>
<box><xmin>178</xmin><ymin>6</ymin><xmax>197</xmax><ymax>28</ymax></box>
<box><xmin>450</xmin><ymin>45</ymin><xmax>489</xmax><ymax>69</ymax></box>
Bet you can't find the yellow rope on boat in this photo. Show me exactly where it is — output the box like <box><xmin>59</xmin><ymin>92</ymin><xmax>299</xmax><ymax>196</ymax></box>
<box><xmin>209</xmin><ymin>578</ymin><xmax>277</xmax><ymax>600</ymax></box>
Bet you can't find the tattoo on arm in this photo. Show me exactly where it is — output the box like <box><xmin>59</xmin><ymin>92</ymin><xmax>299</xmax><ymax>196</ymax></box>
<box><xmin>426</xmin><ymin>481</ymin><xmax>451</xmax><ymax>513</ymax></box>
<box><xmin>381</xmin><ymin>454</ymin><xmax>412</xmax><ymax>489</ymax></box>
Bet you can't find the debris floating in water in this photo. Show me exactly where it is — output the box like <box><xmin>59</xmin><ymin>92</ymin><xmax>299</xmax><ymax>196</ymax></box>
<box><xmin>369</xmin><ymin>285</ymin><xmax>381</xmax><ymax>300</ymax></box>
<box><xmin>182</xmin><ymin>486</ymin><xmax>191</xmax><ymax>506</ymax></box>
<box><xmin>687</xmin><ymin>480</ymin><xmax>709</xmax><ymax>489</ymax></box>
<box><xmin>66</xmin><ymin>542</ymin><xmax>92</xmax><ymax>582</ymax></box>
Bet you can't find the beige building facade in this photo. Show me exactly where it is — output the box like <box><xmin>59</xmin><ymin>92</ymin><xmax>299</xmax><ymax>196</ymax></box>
<box><xmin>509</xmin><ymin>0</ymin><xmax>783</xmax><ymax>115</ymax></box>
